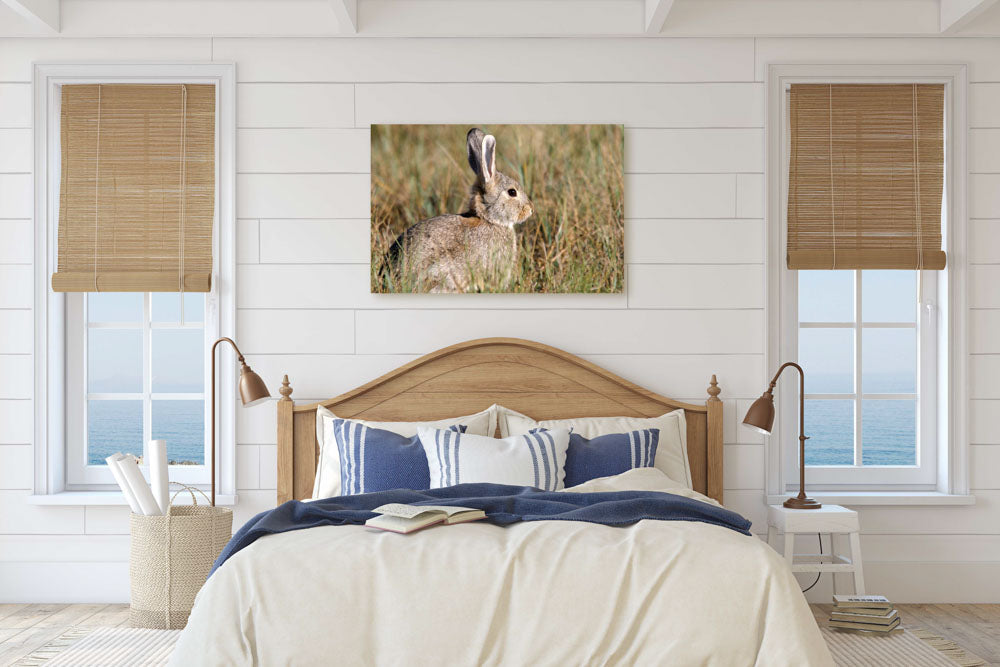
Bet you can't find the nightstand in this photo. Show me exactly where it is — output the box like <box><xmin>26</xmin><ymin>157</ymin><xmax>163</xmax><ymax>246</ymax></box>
<box><xmin>766</xmin><ymin>504</ymin><xmax>865</xmax><ymax>595</ymax></box>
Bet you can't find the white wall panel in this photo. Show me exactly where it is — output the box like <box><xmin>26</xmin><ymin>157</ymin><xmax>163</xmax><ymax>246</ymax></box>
<box><xmin>970</xmin><ymin>355</ymin><xmax>1000</xmax><ymax>398</ymax></box>
<box><xmin>355</xmin><ymin>309</ymin><xmax>763</xmax><ymax>355</ymax></box>
<box><xmin>0</xmin><ymin>85</ymin><xmax>30</xmax><ymax>128</ymax></box>
<box><xmin>971</xmin><ymin>400</ymin><xmax>1000</xmax><ymax>443</ymax></box>
<box><xmin>970</xmin><ymin>266</ymin><xmax>1000</xmax><ymax>307</ymax></box>
<box><xmin>0</xmin><ymin>266</ymin><xmax>32</xmax><ymax>308</ymax></box>
<box><xmin>2</xmin><ymin>33</ymin><xmax>997</xmax><ymax>604</ymax></box>
<box><xmin>625</xmin><ymin>129</ymin><xmax>763</xmax><ymax>173</ymax></box>
<box><xmin>0</xmin><ymin>491</ymin><xmax>82</xmax><ymax>534</ymax></box>
<box><xmin>0</xmin><ymin>356</ymin><xmax>32</xmax><ymax>399</ymax></box>
<box><xmin>216</xmin><ymin>38</ymin><xmax>756</xmax><ymax>84</ymax></box>
<box><xmin>0</xmin><ymin>129</ymin><xmax>30</xmax><ymax>172</ymax></box>
<box><xmin>582</xmin><ymin>353</ymin><xmax>764</xmax><ymax>399</ymax></box>
<box><xmin>259</xmin><ymin>220</ymin><xmax>370</xmax><ymax>264</ymax></box>
<box><xmin>0</xmin><ymin>221</ymin><xmax>33</xmax><ymax>263</ymax></box>
<box><xmin>627</xmin><ymin>174</ymin><xmax>736</xmax><ymax>218</ymax></box>
<box><xmin>237</xmin><ymin>84</ymin><xmax>355</xmax><ymax>129</ymax></box>
<box><xmin>0</xmin><ymin>37</ymin><xmax>211</xmax><ymax>82</ymax></box>
<box><xmin>0</xmin><ymin>445</ymin><xmax>31</xmax><ymax>489</ymax></box>
<box><xmin>355</xmin><ymin>83</ymin><xmax>764</xmax><ymax>128</ymax></box>
<box><xmin>238</xmin><ymin>129</ymin><xmax>370</xmax><ymax>173</ymax></box>
<box><xmin>238</xmin><ymin>309</ymin><xmax>355</xmax><ymax>354</ymax></box>
<box><xmin>0</xmin><ymin>400</ymin><xmax>31</xmax><ymax>444</ymax></box>
<box><xmin>0</xmin><ymin>175</ymin><xmax>32</xmax><ymax>218</ymax></box>
<box><xmin>0</xmin><ymin>310</ymin><xmax>32</xmax><ymax>354</ymax></box>
<box><xmin>970</xmin><ymin>220</ymin><xmax>1000</xmax><ymax>263</ymax></box>
<box><xmin>755</xmin><ymin>37</ymin><xmax>1000</xmax><ymax>82</ymax></box>
<box><xmin>628</xmin><ymin>265</ymin><xmax>763</xmax><ymax>309</ymax></box>
<box><xmin>626</xmin><ymin>219</ymin><xmax>763</xmax><ymax>264</ymax></box>
<box><xmin>236</xmin><ymin>174</ymin><xmax>370</xmax><ymax>219</ymax></box>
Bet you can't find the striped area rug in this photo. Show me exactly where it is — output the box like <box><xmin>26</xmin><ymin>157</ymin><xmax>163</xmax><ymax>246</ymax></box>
<box><xmin>12</xmin><ymin>627</ymin><xmax>181</xmax><ymax>667</ymax></box>
<box><xmin>822</xmin><ymin>626</ymin><xmax>986</xmax><ymax>667</ymax></box>
<box><xmin>12</xmin><ymin>624</ymin><xmax>987</xmax><ymax>666</ymax></box>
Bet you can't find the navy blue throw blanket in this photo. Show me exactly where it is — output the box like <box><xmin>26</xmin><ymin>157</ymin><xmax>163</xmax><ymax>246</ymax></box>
<box><xmin>211</xmin><ymin>483</ymin><xmax>751</xmax><ymax>576</ymax></box>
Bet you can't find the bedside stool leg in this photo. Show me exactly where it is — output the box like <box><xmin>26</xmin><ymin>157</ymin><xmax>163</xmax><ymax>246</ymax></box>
<box><xmin>783</xmin><ymin>532</ymin><xmax>795</xmax><ymax>565</ymax></box>
<box><xmin>829</xmin><ymin>535</ymin><xmax>838</xmax><ymax>596</ymax></box>
<box><xmin>767</xmin><ymin>525</ymin><xmax>776</xmax><ymax>549</ymax></box>
<box><xmin>849</xmin><ymin>532</ymin><xmax>866</xmax><ymax>594</ymax></box>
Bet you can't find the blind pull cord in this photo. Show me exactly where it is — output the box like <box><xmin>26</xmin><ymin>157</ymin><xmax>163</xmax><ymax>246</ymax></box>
<box><xmin>93</xmin><ymin>84</ymin><xmax>102</xmax><ymax>292</ymax></box>
<box><xmin>178</xmin><ymin>85</ymin><xmax>188</xmax><ymax>296</ymax></box>
<box><xmin>828</xmin><ymin>84</ymin><xmax>837</xmax><ymax>270</ymax></box>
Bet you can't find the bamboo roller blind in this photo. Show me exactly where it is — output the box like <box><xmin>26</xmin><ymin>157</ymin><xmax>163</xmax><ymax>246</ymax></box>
<box><xmin>787</xmin><ymin>83</ymin><xmax>946</xmax><ymax>270</ymax></box>
<box><xmin>52</xmin><ymin>84</ymin><xmax>216</xmax><ymax>292</ymax></box>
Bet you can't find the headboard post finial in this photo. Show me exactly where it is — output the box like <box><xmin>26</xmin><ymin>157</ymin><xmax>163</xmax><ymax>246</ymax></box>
<box><xmin>279</xmin><ymin>374</ymin><xmax>293</xmax><ymax>402</ymax></box>
<box><xmin>707</xmin><ymin>374</ymin><xmax>721</xmax><ymax>402</ymax></box>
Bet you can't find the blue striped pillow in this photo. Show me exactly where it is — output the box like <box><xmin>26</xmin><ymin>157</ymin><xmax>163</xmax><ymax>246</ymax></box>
<box><xmin>332</xmin><ymin>419</ymin><xmax>465</xmax><ymax>496</ymax></box>
<box><xmin>562</xmin><ymin>428</ymin><xmax>660</xmax><ymax>487</ymax></box>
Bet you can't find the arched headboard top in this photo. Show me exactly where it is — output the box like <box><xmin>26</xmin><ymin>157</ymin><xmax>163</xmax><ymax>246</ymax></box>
<box><xmin>277</xmin><ymin>338</ymin><xmax>723</xmax><ymax>503</ymax></box>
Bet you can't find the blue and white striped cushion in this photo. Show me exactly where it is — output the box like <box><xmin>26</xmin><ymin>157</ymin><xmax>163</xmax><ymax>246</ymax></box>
<box><xmin>562</xmin><ymin>428</ymin><xmax>660</xmax><ymax>487</ymax></box>
<box><xmin>333</xmin><ymin>419</ymin><xmax>465</xmax><ymax>496</ymax></box>
<box><xmin>417</xmin><ymin>427</ymin><xmax>571</xmax><ymax>491</ymax></box>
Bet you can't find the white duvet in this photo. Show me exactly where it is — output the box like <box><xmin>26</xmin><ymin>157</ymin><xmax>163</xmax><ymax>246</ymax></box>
<box><xmin>172</xmin><ymin>469</ymin><xmax>833</xmax><ymax>666</ymax></box>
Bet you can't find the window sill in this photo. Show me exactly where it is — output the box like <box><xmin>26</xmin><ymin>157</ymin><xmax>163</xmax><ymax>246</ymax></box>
<box><xmin>26</xmin><ymin>492</ymin><xmax>239</xmax><ymax>507</ymax></box>
<box><xmin>766</xmin><ymin>492</ymin><xmax>975</xmax><ymax>506</ymax></box>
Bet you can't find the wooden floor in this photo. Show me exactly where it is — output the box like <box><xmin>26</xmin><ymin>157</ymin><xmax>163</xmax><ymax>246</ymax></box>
<box><xmin>812</xmin><ymin>603</ymin><xmax>1000</xmax><ymax>666</ymax></box>
<box><xmin>0</xmin><ymin>603</ymin><xmax>129</xmax><ymax>666</ymax></box>
<box><xmin>0</xmin><ymin>603</ymin><xmax>996</xmax><ymax>665</ymax></box>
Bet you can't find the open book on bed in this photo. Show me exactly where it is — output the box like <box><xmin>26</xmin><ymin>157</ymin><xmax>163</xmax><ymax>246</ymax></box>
<box><xmin>365</xmin><ymin>503</ymin><xmax>486</xmax><ymax>534</ymax></box>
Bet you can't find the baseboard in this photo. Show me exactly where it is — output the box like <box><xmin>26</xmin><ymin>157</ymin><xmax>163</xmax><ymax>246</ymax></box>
<box><xmin>803</xmin><ymin>561</ymin><xmax>1000</xmax><ymax>603</ymax></box>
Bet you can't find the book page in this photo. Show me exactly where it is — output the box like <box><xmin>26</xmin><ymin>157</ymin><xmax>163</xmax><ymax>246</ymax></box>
<box><xmin>414</xmin><ymin>505</ymin><xmax>480</xmax><ymax>516</ymax></box>
<box><xmin>372</xmin><ymin>503</ymin><xmax>443</xmax><ymax>519</ymax></box>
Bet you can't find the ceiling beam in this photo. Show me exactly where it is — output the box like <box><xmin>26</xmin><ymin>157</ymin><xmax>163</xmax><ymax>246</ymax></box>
<box><xmin>940</xmin><ymin>0</ymin><xmax>999</xmax><ymax>32</ymax></box>
<box><xmin>644</xmin><ymin>0</ymin><xmax>675</xmax><ymax>34</ymax></box>
<box><xmin>330</xmin><ymin>0</ymin><xmax>358</xmax><ymax>33</ymax></box>
<box><xmin>1</xmin><ymin>0</ymin><xmax>59</xmax><ymax>32</ymax></box>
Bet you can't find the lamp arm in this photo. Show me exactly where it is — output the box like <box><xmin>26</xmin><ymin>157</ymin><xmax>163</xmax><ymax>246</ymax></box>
<box><xmin>767</xmin><ymin>361</ymin><xmax>811</xmax><ymax>503</ymax></box>
<box><xmin>209</xmin><ymin>337</ymin><xmax>244</xmax><ymax>508</ymax></box>
<box><xmin>211</xmin><ymin>336</ymin><xmax>245</xmax><ymax>364</ymax></box>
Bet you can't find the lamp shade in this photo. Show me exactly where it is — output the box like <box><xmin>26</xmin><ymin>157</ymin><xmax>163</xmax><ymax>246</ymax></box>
<box><xmin>238</xmin><ymin>364</ymin><xmax>271</xmax><ymax>407</ymax></box>
<box><xmin>742</xmin><ymin>392</ymin><xmax>775</xmax><ymax>435</ymax></box>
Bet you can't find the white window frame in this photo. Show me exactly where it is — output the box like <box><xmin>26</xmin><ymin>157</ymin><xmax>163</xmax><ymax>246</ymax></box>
<box><xmin>764</xmin><ymin>63</ymin><xmax>970</xmax><ymax>502</ymax></box>
<box><xmin>31</xmin><ymin>63</ymin><xmax>237</xmax><ymax>503</ymax></box>
<box><xmin>65</xmin><ymin>292</ymin><xmax>211</xmax><ymax>487</ymax></box>
<box><xmin>788</xmin><ymin>269</ymin><xmax>936</xmax><ymax>487</ymax></box>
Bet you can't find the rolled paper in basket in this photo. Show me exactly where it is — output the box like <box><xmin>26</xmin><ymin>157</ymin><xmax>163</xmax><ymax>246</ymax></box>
<box><xmin>149</xmin><ymin>440</ymin><xmax>170</xmax><ymax>515</ymax></box>
<box><xmin>106</xmin><ymin>454</ymin><xmax>142</xmax><ymax>514</ymax></box>
<box><xmin>117</xmin><ymin>454</ymin><xmax>162</xmax><ymax>516</ymax></box>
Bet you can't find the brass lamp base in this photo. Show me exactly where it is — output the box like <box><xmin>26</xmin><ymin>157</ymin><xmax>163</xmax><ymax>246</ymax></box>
<box><xmin>783</xmin><ymin>496</ymin><xmax>822</xmax><ymax>510</ymax></box>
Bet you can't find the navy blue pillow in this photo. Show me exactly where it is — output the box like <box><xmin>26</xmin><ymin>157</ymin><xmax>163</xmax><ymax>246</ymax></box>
<box><xmin>562</xmin><ymin>428</ymin><xmax>660</xmax><ymax>487</ymax></box>
<box><xmin>333</xmin><ymin>419</ymin><xmax>465</xmax><ymax>495</ymax></box>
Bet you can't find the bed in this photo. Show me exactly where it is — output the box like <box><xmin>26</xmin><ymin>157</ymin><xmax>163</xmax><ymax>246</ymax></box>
<box><xmin>172</xmin><ymin>338</ymin><xmax>833</xmax><ymax>666</ymax></box>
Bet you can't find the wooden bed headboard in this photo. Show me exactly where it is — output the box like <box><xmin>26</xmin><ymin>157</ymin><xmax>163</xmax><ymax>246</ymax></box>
<box><xmin>276</xmin><ymin>338</ymin><xmax>723</xmax><ymax>505</ymax></box>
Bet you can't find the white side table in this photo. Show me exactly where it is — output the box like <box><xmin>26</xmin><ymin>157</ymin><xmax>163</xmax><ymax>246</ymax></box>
<box><xmin>766</xmin><ymin>504</ymin><xmax>865</xmax><ymax>595</ymax></box>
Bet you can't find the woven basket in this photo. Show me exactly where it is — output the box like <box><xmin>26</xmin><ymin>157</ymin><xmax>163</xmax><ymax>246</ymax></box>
<box><xmin>129</xmin><ymin>486</ymin><xmax>232</xmax><ymax>629</ymax></box>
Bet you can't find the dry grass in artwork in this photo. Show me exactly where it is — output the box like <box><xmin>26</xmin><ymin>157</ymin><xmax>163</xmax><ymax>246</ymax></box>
<box><xmin>371</xmin><ymin>124</ymin><xmax>624</xmax><ymax>293</ymax></box>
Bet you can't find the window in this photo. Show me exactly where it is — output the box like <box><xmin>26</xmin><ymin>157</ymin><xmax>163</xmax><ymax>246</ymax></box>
<box><xmin>32</xmin><ymin>64</ymin><xmax>236</xmax><ymax>500</ymax></box>
<box><xmin>791</xmin><ymin>269</ymin><xmax>937</xmax><ymax>486</ymax></box>
<box><xmin>765</xmin><ymin>64</ymin><xmax>969</xmax><ymax>499</ymax></box>
<box><xmin>65</xmin><ymin>292</ymin><xmax>210</xmax><ymax>487</ymax></box>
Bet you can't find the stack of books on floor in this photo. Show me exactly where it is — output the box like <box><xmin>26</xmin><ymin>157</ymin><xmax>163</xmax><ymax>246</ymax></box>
<box><xmin>829</xmin><ymin>595</ymin><xmax>901</xmax><ymax>634</ymax></box>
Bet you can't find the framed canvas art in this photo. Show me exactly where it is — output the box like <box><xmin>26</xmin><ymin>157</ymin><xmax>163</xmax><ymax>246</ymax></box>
<box><xmin>371</xmin><ymin>124</ymin><xmax>624</xmax><ymax>294</ymax></box>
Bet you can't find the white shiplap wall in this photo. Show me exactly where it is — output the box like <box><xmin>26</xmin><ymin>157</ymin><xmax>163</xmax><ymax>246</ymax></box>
<box><xmin>0</xmin><ymin>35</ymin><xmax>998</xmax><ymax>603</ymax></box>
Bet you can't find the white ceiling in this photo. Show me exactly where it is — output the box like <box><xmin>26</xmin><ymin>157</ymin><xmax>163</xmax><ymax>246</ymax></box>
<box><xmin>2</xmin><ymin>0</ymin><xmax>1000</xmax><ymax>37</ymax></box>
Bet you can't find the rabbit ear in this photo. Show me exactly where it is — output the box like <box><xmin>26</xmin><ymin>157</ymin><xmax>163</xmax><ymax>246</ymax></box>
<box><xmin>467</xmin><ymin>128</ymin><xmax>485</xmax><ymax>178</ymax></box>
<box><xmin>481</xmin><ymin>135</ymin><xmax>496</xmax><ymax>183</ymax></box>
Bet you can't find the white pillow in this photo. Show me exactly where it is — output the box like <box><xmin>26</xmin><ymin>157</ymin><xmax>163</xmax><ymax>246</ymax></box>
<box><xmin>313</xmin><ymin>405</ymin><xmax>498</xmax><ymax>499</ymax></box>
<box><xmin>563</xmin><ymin>468</ymin><xmax>721</xmax><ymax>508</ymax></box>
<box><xmin>418</xmin><ymin>427</ymin><xmax>571</xmax><ymax>491</ymax></box>
<box><xmin>498</xmin><ymin>406</ymin><xmax>692</xmax><ymax>489</ymax></box>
